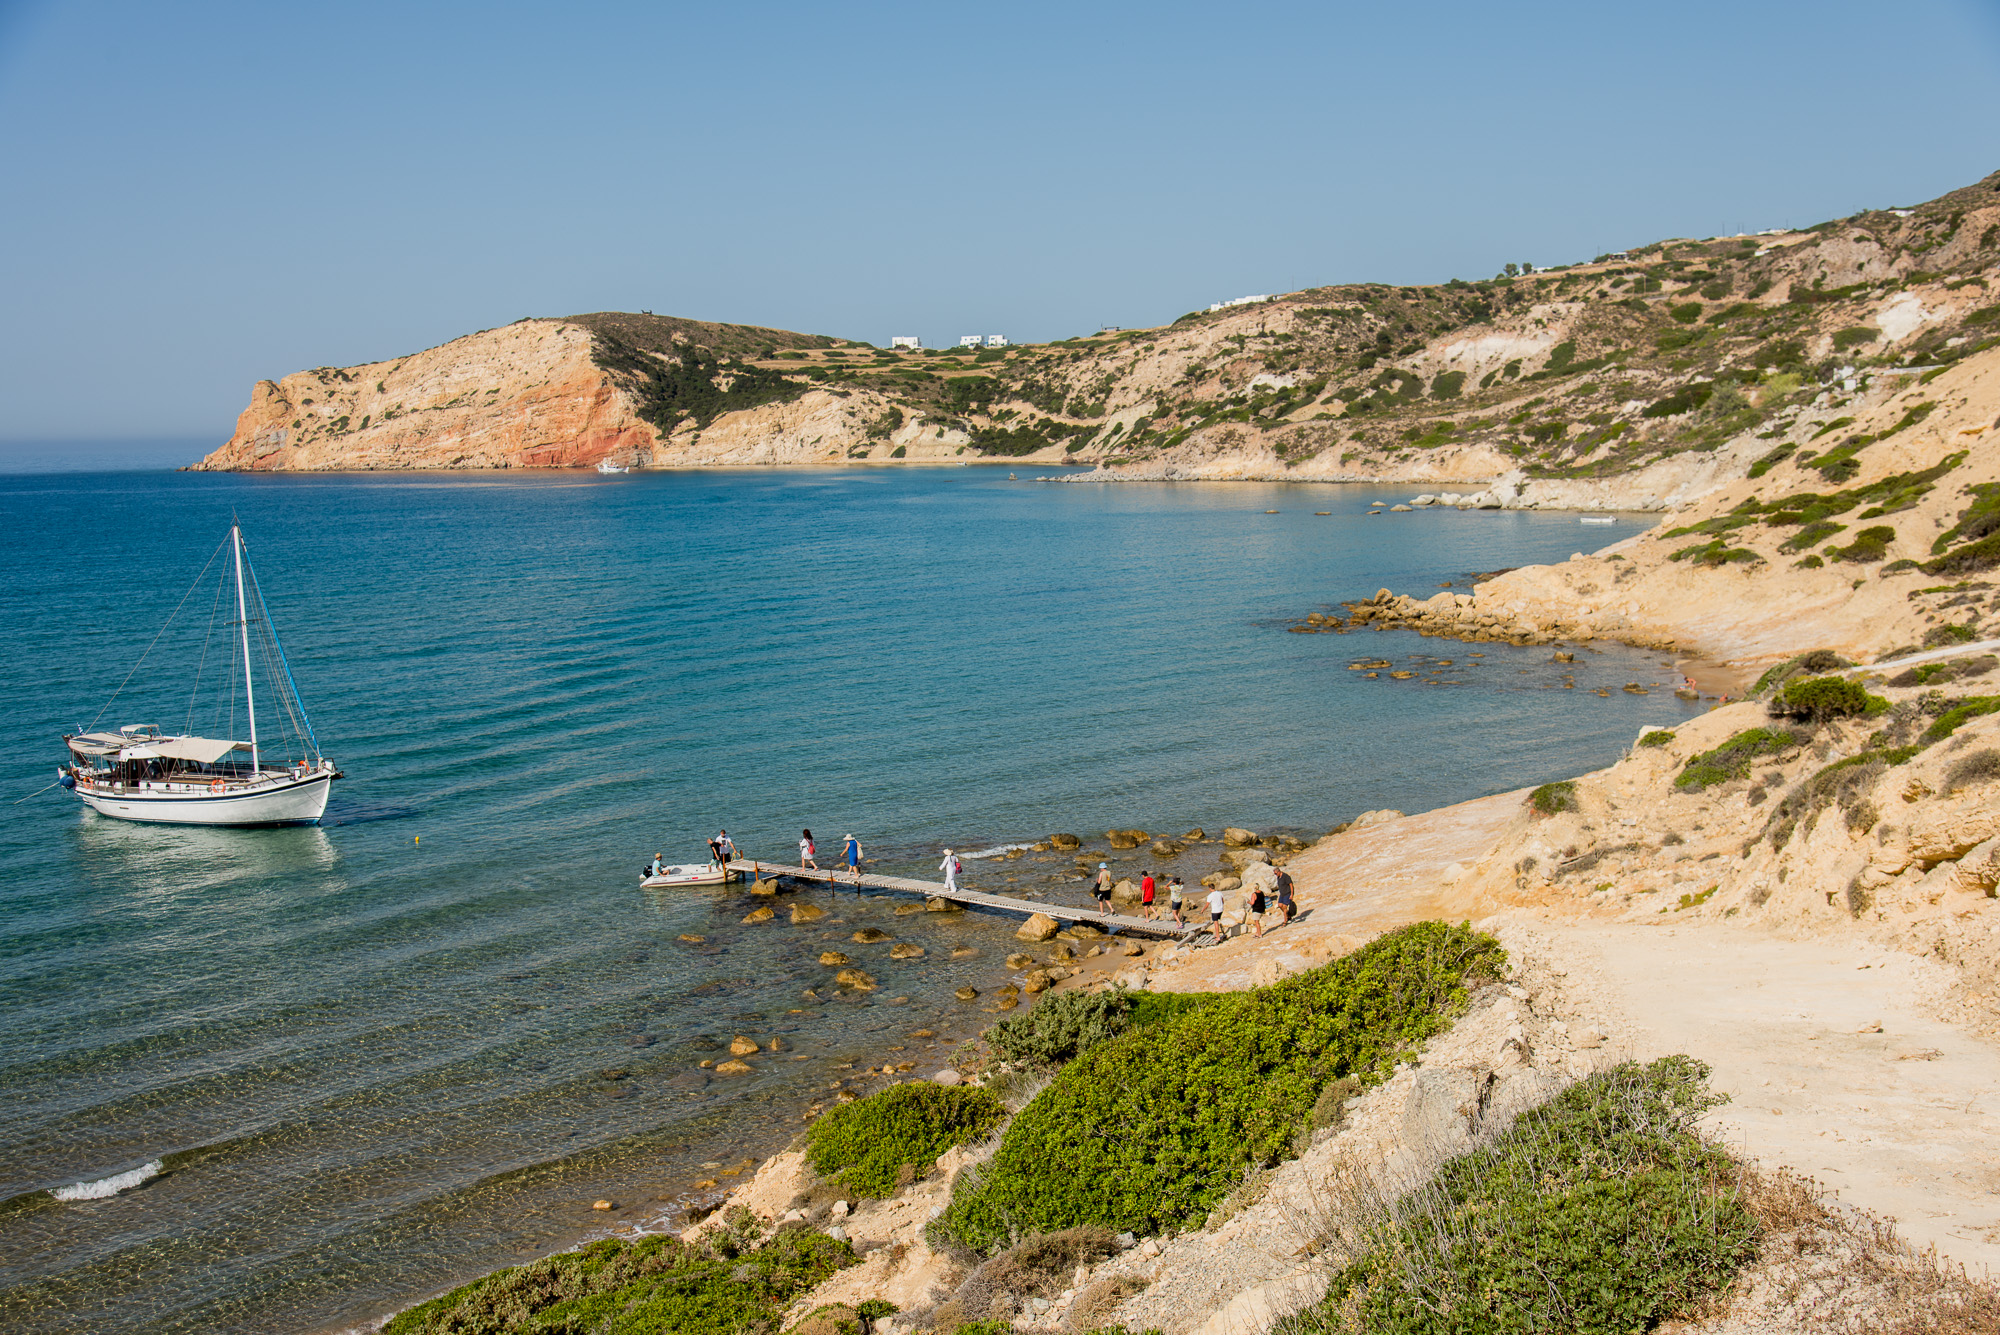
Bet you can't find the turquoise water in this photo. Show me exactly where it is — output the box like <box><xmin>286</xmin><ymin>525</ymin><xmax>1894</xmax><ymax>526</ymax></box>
<box><xmin>0</xmin><ymin>468</ymin><xmax>1698</xmax><ymax>1333</ymax></box>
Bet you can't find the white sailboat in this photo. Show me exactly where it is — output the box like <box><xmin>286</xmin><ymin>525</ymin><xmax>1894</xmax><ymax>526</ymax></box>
<box><xmin>595</xmin><ymin>460</ymin><xmax>629</xmax><ymax>474</ymax></box>
<box><xmin>60</xmin><ymin>525</ymin><xmax>340</xmax><ymax>827</ymax></box>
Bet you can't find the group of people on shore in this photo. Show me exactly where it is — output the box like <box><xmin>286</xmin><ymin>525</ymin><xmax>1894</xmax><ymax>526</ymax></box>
<box><xmin>1096</xmin><ymin>862</ymin><xmax>1296</xmax><ymax>941</ymax></box>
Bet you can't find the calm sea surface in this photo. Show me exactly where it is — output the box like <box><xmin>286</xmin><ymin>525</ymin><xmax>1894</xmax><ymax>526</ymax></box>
<box><xmin>0</xmin><ymin>467</ymin><xmax>1699</xmax><ymax>1333</ymax></box>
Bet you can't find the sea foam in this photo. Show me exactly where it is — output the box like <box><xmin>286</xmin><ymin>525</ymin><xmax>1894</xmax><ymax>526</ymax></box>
<box><xmin>963</xmin><ymin>843</ymin><xmax>1034</xmax><ymax>860</ymax></box>
<box><xmin>52</xmin><ymin>1159</ymin><xmax>162</xmax><ymax>1201</ymax></box>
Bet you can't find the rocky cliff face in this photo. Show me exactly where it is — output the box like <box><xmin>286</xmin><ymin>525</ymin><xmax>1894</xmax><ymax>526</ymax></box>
<box><xmin>199</xmin><ymin>170</ymin><xmax>2000</xmax><ymax>486</ymax></box>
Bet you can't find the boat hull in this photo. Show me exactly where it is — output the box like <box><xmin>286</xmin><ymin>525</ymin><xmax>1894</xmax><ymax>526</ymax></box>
<box><xmin>640</xmin><ymin>864</ymin><xmax>734</xmax><ymax>888</ymax></box>
<box><xmin>72</xmin><ymin>773</ymin><xmax>333</xmax><ymax>827</ymax></box>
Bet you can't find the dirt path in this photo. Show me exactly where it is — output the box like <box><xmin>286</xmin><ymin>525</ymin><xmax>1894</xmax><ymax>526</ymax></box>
<box><xmin>1510</xmin><ymin>913</ymin><xmax>2000</xmax><ymax>1270</ymax></box>
<box><xmin>1139</xmin><ymin>793</ymin><xmax>2000</xmax><ymax>1271</ymax></box>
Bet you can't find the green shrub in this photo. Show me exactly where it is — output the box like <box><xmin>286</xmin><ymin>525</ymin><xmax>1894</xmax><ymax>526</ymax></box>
<box><xmin>1770</xmin><ymin>675</ymin><xmax>1881</xmax><ymax>722</ymax></box>
<box><xmin>988</xmin><ymin>990</ymin><xmax>1136</xmax><ymax>1068</ymax></box>
<box><xmin>1677</xmin><ymin>728</ymin><xmax>1804</xmax><ymax>791</ymax></box>
<box><xmin>1669</xmin><ymin>302</ymin><xmax>1703</xmax><ymax>324</ymax></box>
<box><xmin>1637</xmin><ymin>730</ymin><xmax>1676</xmax><ymax>747</ymax></box>
<box><xmin>1831</xmin><ymin>326</ymin><xmax>1879</xmax><ymax>350</ymax></box>
<box><xmin>933</xmin><ymin>922</ymin><xmax>1505</xmax><ymax>1253</ymax></box>
<box><xmin>1923</xmin><ymin>696</ymin><xmax>2000</xmax><ymax>742</ymax></box>
<box><xmin>1643</xmin><ymin>383</ymin><xmax>1714</xmax><ymax>418</ymax></box>
<box><xmin>1430</xmin><ymin>370</ymin><xmax>1466</xmax><ymax>399</ymax></box>
<box><xmin>1529</xmin><ymin>780</ymin><xmax>1577</xmax><ymax>814</ymax></box>
<box><xmin>805</xmin><ymin>1083</ymin><xmax>1004</xmax><ymax>1199</ymax></box>
<box><xmin>1278</xmin><ymin>1057</ymin><xmax>1756</xmax><ymax>1335</ymax></box>
<box><xmin>1668</xmin><ymin>537</ymin><xmax>1762</xmax><ymax>566</ymax></box>
<box><xmin>1779</xmin><ymin>519</ymin><xmax>1845</xmax><ymax>552</ymax></box>
<box><xmin>1828</xmin><ymin>524</ymin><xmax>1896</xmax><ymax>563</ymax></box>
<box><xmin>383</xmin><ymin>1228</ymin><xmax>854</xmax><ymax>1335</ymax></box>
<box><xmin>1924</xmin><ymin>622</ymin><xmax>1979</xmax><ymax>648</ymax></box>
<box><xmin>1749</xmin><ymin>649</ymin><xmax>1850</xmax><ymax>697</ymax></box>
<box><xmin>1746</xmin><ymin>441</ymin><xmax>1797</xmax><ymax>478</ymax></box>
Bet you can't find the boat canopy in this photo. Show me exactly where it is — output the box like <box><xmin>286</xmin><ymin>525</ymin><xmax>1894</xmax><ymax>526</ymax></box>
<box><xmin>69</xmin><ymin>733</ymin><xmax>246</xmax><ymax>763</ymax></box>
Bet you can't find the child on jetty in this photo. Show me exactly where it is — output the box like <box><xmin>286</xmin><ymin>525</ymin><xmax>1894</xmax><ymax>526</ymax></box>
<box><xmin>800</xmin><ymin>829</ymin><xmax>818</xmax><ymax>870</ymax></box>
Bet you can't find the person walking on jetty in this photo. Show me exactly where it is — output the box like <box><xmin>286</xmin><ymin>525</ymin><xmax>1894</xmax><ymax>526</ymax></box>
<box><xmin>1168</xmin><ymin>876</ymin><xmax>1186</xmax><ymax>928</ymax></box>
<box><xmin>1275</xmin><ymin>867</ymin><xmax>1295</xmax><ymax>924</ymax></box>
<box><xmin>800</xmin><ymin>829</ymin><xmax>819</xmax><ymax>871</ymax></box>
<box><xmin>1140</xmin><ymin>870</ymin><xmax>1156</xmax><ymax>920</ymax></box>
<box><xmin>843</xmin><ymin>833</ymin><xmax>863</xmax><ymax>882</ymax></box>
<box><xmin>1206</xmin><ymin>884</ymin><xmax>1228</xmax><ymax>943</ymax></box>
<box><xmin>940</xmin><ymin>848</ymin><xmax>961</xmax><ymax>893</ymax></box>
<box><xmin>1093</xmin><ymin>863</ymin><xmax>1114</xmax><ymax>917</ymax></box>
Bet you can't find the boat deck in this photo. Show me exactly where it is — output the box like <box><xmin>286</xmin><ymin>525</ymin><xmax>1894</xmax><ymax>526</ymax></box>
<box><xmin>724</xmin><ymin>860</ymin><xmax>1183</xmax><ymax>938</ymax></box>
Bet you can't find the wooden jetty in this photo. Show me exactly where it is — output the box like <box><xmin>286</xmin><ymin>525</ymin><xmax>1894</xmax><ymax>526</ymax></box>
<box><xmin>725</xmin><ymin>860</ymin><xmax>1183</xmax><ymax>938</ymax></box>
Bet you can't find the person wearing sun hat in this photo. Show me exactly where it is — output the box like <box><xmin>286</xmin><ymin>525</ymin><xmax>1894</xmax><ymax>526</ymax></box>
<box><xmin>843</xmin><ymin>832</ymin><xmax>863</xmax><ymax>881</ymax></box>
<box><xmin>1093</xmin><ymin>861</ymin><xmax>1114</xmax><ymax>916</ymax></box>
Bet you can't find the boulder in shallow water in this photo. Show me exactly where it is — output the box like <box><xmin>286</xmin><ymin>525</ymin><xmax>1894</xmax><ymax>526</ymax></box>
<box><xmin>1016</xmin><ymin>912</ymin><xmax>1060</xmax><ymax>941</ymax></box>
<box><xmin>835</xmin><ymin>968</ymin><xmax>878</xmax><ymax>990</ymax></box>
<box><xmin>894</xmin><ymin>902</ymin><xmax>925</xmax><ymax>915</ymax></box>
<box><xmin>1223</xmin><ymin>827</ymin><xmax>1261</xmax><ymax>847</ymax></box>
<box><xmin>742</xmin><ymin>905</ymin><xmax>775</xmax><ymax>923</ymax></box>
<box><xmin>889</xmin><ymin>942</ymin><xmax>925</xmax><ymax>959</ymax></box>
<box><xmin>1184</xmin><ymin>828</ymin><xmax>1207</xmax><ymax>840</ymax></box>
<box><xmin>1005</xmin><ymin>952</ymin><xmax>1035</xmax><ymax>970</ymax></box>
<box><xmin>926</xmin><ymin>897</ymin><xmax>963</xmax><ymax>912</ymax></box>
<box><xmin>1222</xmin><ymin>847</ymin><xmax>1271</xmax><ymax>870</ymax></box>
<box><xmin>729</xmin><ymin>1035</ymin><xmax>759</xmax><ymax>1056</ymax></box>
<box><xmin>819</xmin><ymin>951</ymin><xmax>851</xmax><ymax>966</ymax></box>
<box><xmin>1021</xmin><ymin>970</ymin><xmax>1053</xmax><ymax>994</ymax></box>
<box><xmin>791</xmin><ymin>902</ymin><xmax>827</xmax><ymax>924</ymax></box>
<box><xmin>1111</xmin><ymin>878</ymin><xmax>1140</xmax><ymax>902</ymax></box>
<box><xmin>954</xmin><ymin>985</ymin><xmax>980</xmax><ymax>1001</ymax></box>
<box><xmin>851</xmin><ymin>927</ymin><xmax>891</xmax><ymax>944</ymax></box>
<box><xmin>1151</xmin><ymin>840</ymin><xmax>1182</xmax><ymax>857</ymax></box>
<box><xmin>1049</xmin><ymin>833</ymin><xmax>1082</xmax><ymax>850</ymax></box>
<box><xmin>715</xmin><ymin>1059</ymin><xmax>754</xmax><ymax>1074</ymax></box>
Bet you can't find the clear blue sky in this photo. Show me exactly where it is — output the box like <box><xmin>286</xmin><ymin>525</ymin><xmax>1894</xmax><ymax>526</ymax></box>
<box><xmin>2</xmin><ymin>0</ymin><xmax>1996</xmax><ymax>458</ymax></box>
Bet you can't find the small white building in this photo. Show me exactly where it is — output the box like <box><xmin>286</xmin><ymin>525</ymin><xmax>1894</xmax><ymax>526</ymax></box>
<box><xmin>1206</xmin><ymin>294</ymin><xmax>1272</xmax><ymax>313</ymax></box>
<box><xmin>891</xmin><ymin>336</ymin><xmax>921</xmax><ymax>349</ymax></box>
<box><xmin>985</xmin><ymin>335</ymin><xmax>1008</xmax><ymax>348</ymax></box>
<box><xmin>958</xmin><ymin>335</ymin><xmax>983</xmax><ymax>347</ymax></box>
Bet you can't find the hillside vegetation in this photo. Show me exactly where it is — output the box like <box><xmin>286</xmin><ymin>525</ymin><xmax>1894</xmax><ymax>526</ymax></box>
<box><xmin>201</xmin><ymin>171</ymin><xmax>2000</xmax><ymax>480</ymax></box>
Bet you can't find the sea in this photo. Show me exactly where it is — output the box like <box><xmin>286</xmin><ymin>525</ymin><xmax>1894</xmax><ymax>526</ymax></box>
<box><xmin>0</xmin><ymin>466</ymin><xmax>1704</xmax><ymax>1334</ymax></box>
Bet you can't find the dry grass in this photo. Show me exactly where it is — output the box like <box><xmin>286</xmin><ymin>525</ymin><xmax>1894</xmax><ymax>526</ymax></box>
<box><xmin>1066</xmin><ymin>1272</ymin><xmax>1147</xmax><ymax>1330</ymax></box>
<box><xmin>929</xmin><ymin>1226</ymin><xmax>1122</xmax><ymax>1327</ymax></box>
<box><xmin>1705</xmin><ymin>1165</ymin><xmax>2000</xmax><ymax>1333</ymax></box>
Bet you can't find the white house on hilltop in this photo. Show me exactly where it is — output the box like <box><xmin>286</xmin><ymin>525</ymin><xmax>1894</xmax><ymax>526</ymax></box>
<box><xmin>1207</xmin><ymin>294</ymin><xmax>1271</xmax><ymax>313</ymax></box>
<box><xmin>891</xmin><ymin>336</ymin><xmax>921</xmax><ymax>349</ymax></box>
<box><xmin>985</xmin><ymin>335</ymin><xmax>1008</xmax><ymax>348</ymax></box>
<box><xmin>959</xmin><ymin>336</ymin><xmax>983</xmax><ymax>347</ymax></box>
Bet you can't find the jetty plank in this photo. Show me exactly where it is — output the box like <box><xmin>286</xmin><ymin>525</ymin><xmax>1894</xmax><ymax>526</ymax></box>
<box><xmin>724</xmin><ymin>860</ymin><xmax>1181</xmax><ymax>938</ymax></box>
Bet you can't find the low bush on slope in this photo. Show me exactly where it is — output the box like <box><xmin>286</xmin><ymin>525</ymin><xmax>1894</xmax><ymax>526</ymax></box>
<box><xmin>804</xmin><ymin>1082</ymin><xmax>1004</xmax><ymax>1199</ymax></box>
<box><xmin>382</xmin><ymin>1225</ymin><xmax>853</xmax><ymax>1335</ymax></box>
<box><xmin>931</xmin><ymin>921</ymin><xmax>1506</xmax><ymax>1254</ymax></box>
<box><xmin>986</xmin><ymin>987</ymin><xmax>1217</xmax><ymax>1068</ymax></box>
<box><xmin>1275</xmin><ymin>1056</ymin><xmax>1756</xmax><ymax>1335</ymax></box>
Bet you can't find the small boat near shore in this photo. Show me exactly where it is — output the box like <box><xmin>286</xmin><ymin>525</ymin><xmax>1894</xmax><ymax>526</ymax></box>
<box><xmin>596</xmin><ymin>460</ymin><xmax>630</xmax><ymax>474</ymax></box>
<box><xmin>59</xmin><ymin>525</ymin><xmax>340</xmax><ymax>827</ymax></box>
<box><xmin>1579</xmin><ymin>515</ymin><xmax>1616</xmax><ymax>525</ymax></box>
<box><xmin>640</xmin><ymin>862</ymin><xmax>736</xmax><ymax>888</ymax></box>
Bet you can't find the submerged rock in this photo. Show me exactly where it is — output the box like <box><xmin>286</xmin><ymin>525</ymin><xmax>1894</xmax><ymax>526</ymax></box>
<box><xmin>742</xmin><ymin>905</ymin><xmax>775</xmax><ymax>923</ymax></box>
<box><xmin>791</xmin><ymin>903</ymin><xmax>827</xmax><ymax>924</ymax></box>
<box><xmin>835</xmin><ymin>968</ymin><xmax>878</xmax><ymax>990</ymax></box>
<box><xmin>889</xmin><ymin>943</ymin><xmax>925</xmax><ymax>960</ymax></box>
<box><xmin>819</xmin><ymin>951</ymin><xmax>851</xmax><ymax>966</ymax></box>
<box><xmin>714</xmin><ymin>1059</ymin><xmax>754</xmax><ymax>1074</ymax></box>
<box><xmin>1049</xmin><ymin>833</ymin><xmax>1082</xmax><ymax>849</ymax></box>
<box><xmin>851</xmin><ymin>928</ymin><xmax>892</xmax><ymax>944</ymax></box>
<box><xmin>954</xmin><ymin>985</ymin><xmax>980</xmax><ymax>1001</ymax></box>
<box><xmin>729</xmin><ymin>1035</ymin><xmax>759</xmax><ymax>1056</ymax></box>
<box><xmin>926</xmin><ymin>897</ymin><xmax>963</xmax><ymax>913</ymax></box>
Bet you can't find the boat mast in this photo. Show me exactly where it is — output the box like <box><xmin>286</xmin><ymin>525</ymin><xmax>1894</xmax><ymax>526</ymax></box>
<box><xmin>232</xmin><ymin>524</ymin><xmax>259</xmax><ymax>774</ymax></box>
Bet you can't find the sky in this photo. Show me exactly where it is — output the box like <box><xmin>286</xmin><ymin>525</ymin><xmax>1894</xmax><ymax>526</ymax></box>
<box><xmin>1</xmin><ymin>0</ymin><xmax>1997</xmax><ymax>461</ymax></box>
